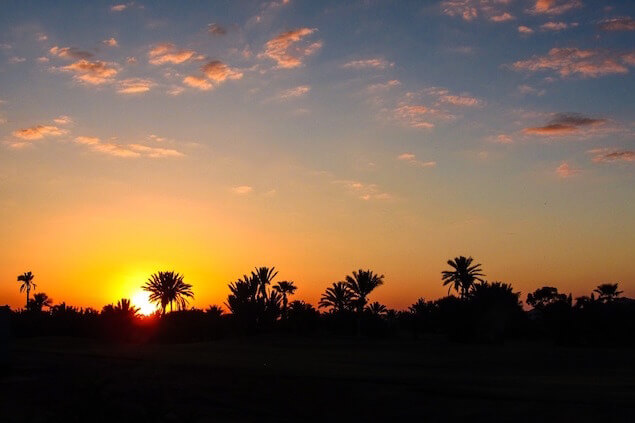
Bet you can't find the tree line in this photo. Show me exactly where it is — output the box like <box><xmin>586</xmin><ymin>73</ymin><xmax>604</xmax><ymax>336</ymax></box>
<box><xmin>8</xmin><ymin>256</ymin><xmax>634</xmax><ymax>345</ymax></box>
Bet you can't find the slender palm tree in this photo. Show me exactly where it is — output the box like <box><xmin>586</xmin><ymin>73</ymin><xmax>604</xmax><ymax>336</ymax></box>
<box><xmin>273</xmin><ymin>281</ymin><xmax>297</xmax><ymax>316</ymax></box>
<box><xmin>318</xmin><ymin>282</ymin><xmax>353</xmax><ymax>313</ymax></box>
<box><xmin>28</xmin><ymin>292</ymin><xmax>52</xmax><ymax>312</ymax></box>
<box><xmin>17</xmin><ymin>271</ymin><xmax>36</xmax><ymax>308</ymax></box>
<box><xmin>252</xmin><ymin>266</ymin><xmax>278</xmax><ymax>300</ymax></box>
<box><xmin>365</xmin><ymin>301</ymin><xmax>387</xmax><ymax>316</ymax></box>
<box><xmin>441</xmin><ymin>256</ymin><xmax>485</xmax><ymax>298</ymax></box>
<box><xmin>593</xmin><ymin>283</ymin><xmax>623</xmax><ymax>302</ymax></box>
<box><xmin>345</xmin><ymin>269</ymin><xmax>385</xmax><ymax>314</ymax></box>
<box><xmin>114</xmin><ymin>298</ymin><xmax>140</xmax><ymax>317</ymax></box>
<box><xmin>143</xmin><ymin>271</ymin><xmax>194</xmax><ymax>314</ymax></box>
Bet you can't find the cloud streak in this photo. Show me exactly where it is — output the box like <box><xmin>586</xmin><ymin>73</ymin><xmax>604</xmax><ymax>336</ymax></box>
<box><xmin>262</xmin><ymin>28</ymin><xmax>322</xmax><ymax>69</ymax></box>
<box><xmin>74</xmin><ymin>136</ymin><xmax>184</xmax><ymax>158</ymax></box>
<box><xmin>587</xmin><ymin>148</ymin><xmax>635</xmax><ymax>163</ymax></box>
<box><xmin>148</xmin><ymin>43</ymin><xmax>198</xmax><ymax>65</ymax></box>
<box><xmin>523</xmin><ymin>113</ymin><xmax>606</xmax><ymax>136</ymax></box>
<box><xmin>512</xmin><ymin>48</ymin><xmax>633</xmax><ymax>78</ymax></box>
<box><xmin>398</xmin><ymin>153</ymin><xmax>436</xmax><ymax>168</ymax></box>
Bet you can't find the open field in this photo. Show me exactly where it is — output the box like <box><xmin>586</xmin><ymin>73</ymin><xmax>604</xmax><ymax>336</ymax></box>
<box><xmin>1</xmin><ymin>336</ymin><xmax>634</xmax><ymax>422</ymax></box>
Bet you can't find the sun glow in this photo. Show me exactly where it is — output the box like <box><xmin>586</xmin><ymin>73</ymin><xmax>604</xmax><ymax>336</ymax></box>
<box><xmin>131</xmin><ymin>290</ymin><xmax>157</xmax><ymax>316</ymax></box>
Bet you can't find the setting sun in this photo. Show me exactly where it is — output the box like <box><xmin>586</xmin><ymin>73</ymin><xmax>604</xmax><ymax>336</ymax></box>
<box><xmin>131</xmin><ymin>290</ymin><xmax>157</xmax><ymax>316</ymax></box>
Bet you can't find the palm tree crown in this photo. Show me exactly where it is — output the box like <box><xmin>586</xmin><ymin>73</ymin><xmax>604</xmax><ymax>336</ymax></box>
<box><xmin>273</xmin><ymin>281</ymin><xmax>297</xmax><ymax>315</ymax></box>
<box><xmin>18</xmin><ymin>271</ymin><xmax>36</xmax><ymax>308</ymax></box>
<box><xmin>318</xmin><ymin>281</ymin><xmax>353</xmax><ymax>313</ymax></box>
<box><xmin>345</xmin><ymin>269</ymin><xmax>384</xmax><ymax>313</ymax></box>
<box><xmin>593</xmin><ymin>283</ymin><xmax>623</xmax><ymax>302</ymax></box>
<box><xmin>442</xmin><ymin>256</ymin><xmax>484</xmax><ymax>298</ymax></box>
<box><xmin>28</xmin><ymin>292</ymin><xmax>52</xmax><ymax>312</ymax></box>
<box><xmin>252</xmin><ymin>266</ymin><xmax>279</xmax><ymax>300</ymax></box>
<box><xmin>143</xmin><ymin>271</ymin><xmax>194</xmax><ymax>314</ymax></box>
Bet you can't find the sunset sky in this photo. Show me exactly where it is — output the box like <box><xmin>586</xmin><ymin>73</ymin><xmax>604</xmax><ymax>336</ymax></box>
<box><xmin>1</xmin><ymin>0</ymin><xmax>634</xmax><ymax>311</ymax></box>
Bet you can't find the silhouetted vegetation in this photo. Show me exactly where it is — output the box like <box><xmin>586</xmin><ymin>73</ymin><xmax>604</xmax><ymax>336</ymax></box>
<box><xmin>5</xmin><ymin>259</ymin><xmax>634</xmax><ymax>346</ymax></box>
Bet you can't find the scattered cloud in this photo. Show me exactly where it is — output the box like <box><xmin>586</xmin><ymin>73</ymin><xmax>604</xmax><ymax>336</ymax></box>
<box><xmin>111</xmin><ymin>3</ymin><xmax>132</xmax><ymax>12</ymax></box>
<box><xmin>540</xmin><ymin>21</ymin><xmax>577</xmax><ymax>31</ymax></box>
<box><xmin>9</xmin><ymin>56</ymin><xmax>26</xmax><ymax>64</ymax></box>
<box><xmin>183</xmin><ymin>75</ymin><xmax>212</xmax><ymax>91</ymax></box>
<box><xmin>366</xmin><ymin>80</ymin><xmax>401</xmax><ymax>93</ymax></box>
<box><xmin>587</xmin><ymin>148</ymin><xmax>634</xmax><ymax>163</ymax></box>
<box><xmin>148</xmin><ymin>43</ymin><xmax>198</xmax><ymax>65</ymax></box>
<box><xmin>393</xmin><ymin>105</ymin><xmax>436</xmax><ymax>129</ymax></box>
<box><xmin>37</xmin><ymin>56</ymin><xmax>49</xmax><ymax>63</ymax></box>
<box><xmin>166</xmin><ymin>85</ymin><xmax>185</xmax><ymax>96</ymax></box>
<box><xmin>49</xmin><ymin>46</ymin><xmax>93</xmax><ymax>60</ymax></box>
<box><xmin>60</xmin><ymin>60</ymin><xmax>118</xmax><ymax>85</ymax></box>
<box><xmin>117</xmin><ymin>78</ymin><xmax>155</xmax><ymax>94</ymax></box>
<box><xmin>523</xmin><ymin>113</ymin><xmax>606</xmax><ymax>136</ymax></box>
<box><xmin>262</xmin><ymin>28</ymin><xmax>322</xmax><ymax>69</ymax></box>
<box><xmin>334</xmin><ymin>180</ymin><xmax>391</xmax><ymax>201</ymax></box>
<box><xmin>277</xmin><ymin>85</ymin><xmax>311</xmax><ymax>100</ymax></box>
<box><xmin>232</xmin><ymin>185</ymin><xmax>253</xmax><ymax>195</ymax></box>
<box><xmin>249</xmin><ymin>0</ymin><xmax>291</xmax><ymax>26</ymax></box>
<box><xmin>495</xmin><ymin>134</ymin><xmax>513</xmax><ymax>144</ymax></box>
<box><xmin>208</xmin><ymin>23</ymin><xmax>227</xmax><ymax>35</ymax></box>
<box><xmin>36</xmin><ymin>33</ymin><xmax>48</xmax><ymax>42</ymax></box>
<box><xmin>511</xmin><ymin>48</ymin><xmax>633</xmax><ymax>78</ymax></box>
<box><xmin>529</xmin><ymin>0</ymin><xmax>582</xmax><ymax>15</ymax></box>
<box><xmin>103</xmin><ymin>37</ymin><xmax>119</xmax><ymax>47</ymax></box>
<box><xmin>53</xmin><ymin>115</ymin><xmax>73</xmax><ymax>125</ymax></box>
<box><xmin>342</xmin><ymin>58</ymin><xmax>393</xmax><ymax>70</ymax></box>
<box><xmin>490</xmin><ymin>12</ymin><xmax>515</xmax><ymax>22</ymax></box>
<box><xmin>556</xmin><ymin>161</ymin><xmax>580</xmax><ymax>178</ymax></box>
<box><xmin>518</xmin><ymin>84</ymin><xmax>546</xmax><ymax>96</ymax></box>
<box><xmin>599</xmin><ymin>17</ymin><xmax>635</xmax><ymax>32</ymax></box>
<box><xmin>425</xmin><ymin>87</ymin><xmax>484</xmax><ymax>107</ymax></box>
<box><xmin>201</xmin><ymin>60</ymin><xmax>243</xmax><ymax>83</ymax></box>
<box><xmin>441</xmin><ymin>0</ymin><xmax>514</xmax><ymax>22</ymax></box>
<box><xmin>74</xmin><ymin>136</ymin><xmax>184</xmax><ymax>158</ymax></box>
<box><xmin>13</xmin><ymin>125</ymin><xmax>68</xmax><ymax>140</ymax></box>
<box><xmin>518</xmin><ymin>25</ymin><xmax>534</xmax><ymax>34</ymax></box>
<box><xmin>398</xmin><ymin>153</ymin><xmax>436</xmax><ymax>168</ymax></box>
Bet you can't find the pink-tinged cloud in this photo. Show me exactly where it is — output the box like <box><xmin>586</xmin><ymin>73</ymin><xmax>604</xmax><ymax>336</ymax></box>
<box><xmin>53</xmin><ymin>115</ymin><xmax>72</xmax><ymax>125</ymax></box>
<box><xmin>74</xmin><ymin>136</ymin><xmax>184</xmax><ymax>158</ymax></box>
<box><xmin>9</xmin><ymin>56</ymin><xmax>26</xmax><ymax>64</ymax></box>
<box><xmin>556</xmin><ymin>161</ymin><xmax>580</xmax><ymax>178</ymax></box>
<box><xmin>440</xmin><ymin>94</ymin><xmax>482</xmax><ymax>107</ymax></box>
<box><xmin>490</xmin><ymin>12</ymin><xmax>514</xmax><ymax>22</ymax></box>
<box><xmin>117</xmin><ymin>78</ymin><xmax>155</xmax><ymax>94</ymax></box>
<box><xmin>523</xmin><ymin>113</ymin><xmax>606</xmax><ymax>136</ymax></box>
<box><xmin>60</xmin><ymin>60</ymin><xmax>118</xmax><ymax>85</ymax></box>
<box><xmin>49</xmin><ymin>46</ymin><xmax>93</xmax><ymax>60</ymax></box>
<box><xmin>103</xmin><ymin>38</ymin><xmax>118</xmax><ymax>47</ymax></box>
<box><xmin>599</xmin><ymin>17</ymin><xmax>635</xmax><ymax>31</ymax></box>
<box><xmin>232</xmin><ymin>185</ymin><xmax>253</xmax><ymax>195</ymax></box>
<box><xmin>263</xmin><ymin>28</ymin><xmax>322</xmax><ymax>69</ymax></box>
<box><xmin>201</xmin><ymin>61</ymin><xmax>243</xmax><ymax>83</ymax></box>
<box><xmin>512</xmin><ymin>48</ymin><xmax>633</xmax><ymax>78</ymax></box>
<box><xmin>208</xmin><ymin>23</ymin><xmax>227</xmax><ymax>35</ymax></box>
<box><xmin>540</xmin><ymin>21</ymin><xmax>576</xmax><ymax>31</ymax></box>
<box><xmin>148</xmin><ymin>43</ymin><xmax>198</xmax><ymax>65</ymax></box>
<box><xmin>278</xmin><ymin>85</ymin><xmax>311</xmax><ymax>100</ymax></box>
<box><xmin>587</xmin><ymin>148</ymin><xmax>635</xmax><ymax>163</ymax></box>
<box><xmin>531</xmin><ymin>0</ymin><xmax>582</xmax><ymax>15</ymax></box>
<box><xmin>518</xmin><ymin>25</ymin><xmax>534</xmax><ymax>34</ymax></box>
<box><xmin>13</xmin><ymin>125</ymin><xmax>68</xmax><ymax>140</ymax></box>
<box><xmin>111</xmin><ymin>3</ymin><xmax>130</xmax><ymax>12</ymax></box>
<box><xmin>367</xmin><ymin>80</ymin><xmax>401</xmax><ymax>93</ymax></box>
<box><xmin>398</xmin><ymin>153</ymin><xmax>436</xmax><ymax>168</ymax></box>
<box><xmin>441</xmin><ymin>0</ymin><xmax>478</xmax><ymax>21</ymax></box>
<box><xmin>496</xmin><ymin>134</ymin><xmax>513</xmax><ymax>144</ymax></box>
<box><xmin>334</xmin><ymin>180</ymin><xmax>392</xmax><ymax>201</ymax></box>
<box><xmin>342</xmin><ymin>58</ymin><xmax>393</xmax><ymax>69</ymax></box>
<box><xmin>183</xmin><ymin>75</ymin><xmax>213</xmax><ymax>91</ymax></box>
<box><xmin>394</xmin><ymin>105</ymin><xmax>436</xmax><ymax>129</ymax></box>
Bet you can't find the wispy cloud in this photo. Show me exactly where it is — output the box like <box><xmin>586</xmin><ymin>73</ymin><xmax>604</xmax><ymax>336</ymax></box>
<box><xmin>232</xmin><ymin>185</ymin><xmax>253</xmax><ymax>195</ymax></box>
<box><xmin>117</xmin><ymin>78</ymin><xmax>155</xmax><ymax>94</ymax></box>
<box><xmin>148</xmin><ymin>43</ymin><xmax>198</xmax><ymax>65</ymax></box>
<box><xmin>393</xmin><ymin>105</ymin><xmax>436</xmax><ymax>129</ymax></box>
<box><xmin>276</xmin><ymin>85</ymin><xmax>311</xmax><ymax>100</ymax></box>
<box><xmin>441</xmin><ymin>0</ymin><xmax>514</xmax><ymax>22</ymax></box>
<box><xmin>111</xmin><ymin>3</ymin><xmax>133</xmax><ymax>12</ymax></box>
<box><xmin>9</xmin><ymin>56</ymin><xmax>26</xmax><ymax>64</ymax></box>
<box><xmin>540</xmin><ymin>21</ymin><xmax>577</xmax><ymax>31</ymax></box>
<box><xmin>529</xmin><ymin>0</ymin><xmax>582</xmax><ymax>15</ymax></box>
<box><xmin>334</xmin><ymin>180</ymin><xmax>391</xmax><ymax>201</ymax></box>
<box><xmin>512</xmin><ymin>48</ymin><xmax>633</xmax><ymax>78</ymax></box>
<box><xmin>397</xmin><ymin>153</ymin><xmax>436</xmax><ymax>168</ymax></box>
<box><xmin>60</xmin><ymin>60</ymin><xmax>118</xmax><ymax>84</ymax></box>
<box><xmin>342</xmin><ymin>58</ymin><xmax>393</xmax><ymax>70</ymax></box>
<box><xmin>587</xmin><ymin>148</ymin><xmax>634</xmax><ymax>163</ymax></box>
<box><xmin>490</xmin><ymin>12</ymin><xmax>515</xmax><ymax>22</ymax></box>
<box><xmin>208</xmin><ymin>23</ymin><xmax>227</xmax><ymax>35</ymax></box>
<box><xmin>599</xmin><ymin>17</ymin><xmax>635</xmax><ymax>32</ymax></box>
<box><xmin>262</xmin><ymin>28</ymin><xmax>322</xmax><ymax>69</ymax></box>
<box><xmin>53</xmin><ymin>115</ymin><xmax>73</xmax><ymax>125</ymax></box>
<box><xmin>103</xmin><ymin>37</ymin><xmax>119</xmax><ymax>47</ymax></box>
<box><xmin>183</xmin><ymin>60</ymin><xmax>243</xmax><ymax>91</ymax></box>
<box><xmin>518</xmin><ymin>25</ymin><xmax>534</xmax><ymax>34</ymax></box>
<box><xmin>183</xmin><ymin>75</ymin><xmax>212</xmax><ymax>91</ymax></box>
<box><xmin>13</xmin><ymin>124</ymin><xmax>68</xmax><ymax>140</ymax></box>
<box><xmin>74</xmin><ymin>136</ymin><xmax>184</xmax><ymax>158</ymax></box>
<box><xmin>556</xmin><ymin>161</ymin><xmax>580</xmax><ymax>178</ymax></box>
<box><xmin>523</xmin><ymin>113</ymin><xmax>606</xmax><ymax>136</ymax></box>
<box><xmin>49</xmin><ymin>46</ymin><xmax>93</xmax><ymax>60</ymax></box>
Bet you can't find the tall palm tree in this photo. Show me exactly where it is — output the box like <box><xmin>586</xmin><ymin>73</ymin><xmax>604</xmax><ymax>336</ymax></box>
<box><xmin>28</xmin><ymin>292</ymin><xmax>52</xmax><ymax>312</ymax></box>
<box><xmin>114</xmin><ymin>298</ymin><xmax>140</xmax><ymax>317</ymax></box>
<box><xmin>17</xmin><ymin>271</ymin><xmax>36</xmax><ymax>308</ymax></box>
<box><xmin>318</xmin><ymin>282</ymin><xmax>353</xmax><ymax>313</ymax></box>
<box><xmin>143</xmin><ymin>271</ymin><xmax>194</xmax><ymax>314</ymax></box>
<box><xmin>252</xmin><ymin>266</ymin><xmax>278</xmax><ymax>300</ymax></box>
<box><xmin>344</xmin><ymin>269</ymin><xmax>385</xmax><ymax>314</ymax></box>
<box><xmin>365</xmin><ymin>301</ymin><xmax>387</xmax><ymax>316</ymax></box>
<box><xmin>593</xmin><ymin>283</ymin><xmax>623</xmax><ymax>302</ymax></box>
<box><xmin>441</xmin><ymin>256</ymin><xmax>485</xmax><ymax>298</ymax></box>
<box><xmin>273</xmin><ymin>281</ymin><xmax>297</xmax><ymax>316</ymax></box>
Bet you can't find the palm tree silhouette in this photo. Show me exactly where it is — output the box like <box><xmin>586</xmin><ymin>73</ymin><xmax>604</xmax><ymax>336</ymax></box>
<box><xmin>593</xmin><ymin>283</ymin><xmax>623</xmax><ymax>302</ymax></box>
<box><xmin>206</xmin><ymin>305</ymin><xmax>225</xmax><ymax>318</ymax></box>
<box><xmin>345</xmin><ymin>269</ymin><xmax>384</xmax><ymax>314</ymax></box>
<box><xmin>143</xmin><ymin>271</ymin><xmax>194</xmax><ymax>314</ymax></box>
<box><xmin>114</xmin><ymin>298</ymin><xmax>140</xmax><ymax>317</ymax></box>
<box><xmin>17</xmin><ymin>271</ymin><xmax>36</xmax><ymax>308</ymax></box>
<box><xmin>318</xmin><ymin>281</ymin><xmax>353</xmax><ymax>313</ymax></box>
<box><xmin>442</xmin><ymin>256</ymin><xmax>484</xmax><ymax>298</ymax></box>
<box><xmin>28</xmin><ymin>292</ymin><xmax>52</xmax><ymax>312</ymax></box>
<box><xmin>365</xmin><ymin>301</ymin><xmax>387</xmax><ymax>316</ymax></box>
<box><xmin>273</xmin><ymin>281</ymin><xmax>297</xmax><ymax>316</ymax></box>
<box><xmin>252</xmin><ymin>267</ymin><xmax>278</xmax><ymax>300</ymax></box>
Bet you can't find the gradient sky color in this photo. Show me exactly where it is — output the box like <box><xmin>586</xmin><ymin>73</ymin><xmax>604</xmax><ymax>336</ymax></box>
<box><xmin>1</xmin><ymin>0</ymin><xmax>634</xmax><ymax>311</ymax></box>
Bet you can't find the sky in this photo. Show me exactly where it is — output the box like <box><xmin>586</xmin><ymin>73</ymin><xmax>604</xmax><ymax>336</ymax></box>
<box><xmin>1</xmin><ymin>0</ymin><xmax>634</xmax><ymax>312</ymax></box>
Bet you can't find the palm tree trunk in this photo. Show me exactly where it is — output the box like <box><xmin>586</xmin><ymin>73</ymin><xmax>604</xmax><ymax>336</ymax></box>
<box><xmin>26</xmin><ymin>286</ymin><xmax>30</xmax><ymax>308</ymax></box>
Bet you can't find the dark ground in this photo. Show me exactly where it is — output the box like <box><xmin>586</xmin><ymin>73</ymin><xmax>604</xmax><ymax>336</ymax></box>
<box><xmin>1</xmin><ymin>336</ymin><xmax>634</xmax><ymax>422</ymax></box>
